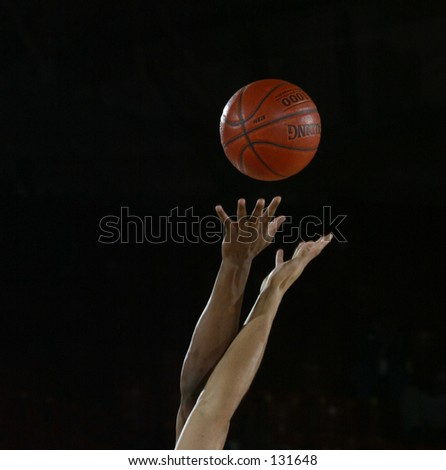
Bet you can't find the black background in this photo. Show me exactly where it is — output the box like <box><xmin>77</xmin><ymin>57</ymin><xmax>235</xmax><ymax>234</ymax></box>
<box><xmin>4</xmin><ymin>0</ymin><xmax>446</xmax><ymax>449</ymax></box>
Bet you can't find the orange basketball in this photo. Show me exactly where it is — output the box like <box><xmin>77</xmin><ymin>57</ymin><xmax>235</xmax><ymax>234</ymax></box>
<box><xmin>219</xmin><ymin>79</ymin><xmax>321</xmax><ymax>181</ymax></box>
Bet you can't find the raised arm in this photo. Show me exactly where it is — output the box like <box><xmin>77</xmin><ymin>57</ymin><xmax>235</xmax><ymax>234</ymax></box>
<box><xmin>176</xmin><ymin>197</ymin><xmax>285</xmax><ymax>439</ymax></box>
<box><xmin>175</xmin><ymin>234</ymin><xmax>333</xmax><ymax>450</ymax></box>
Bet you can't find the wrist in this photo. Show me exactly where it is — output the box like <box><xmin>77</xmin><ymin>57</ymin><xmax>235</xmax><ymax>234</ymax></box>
<box><xmin>259</xmin><ymin>284</ymin><xmax>284</xmax><ymax>302</ymax></box>
<box><xmin>221</xmin><ymin>256</ymin><xmax>252</xmax><ymax>270</ymax></box>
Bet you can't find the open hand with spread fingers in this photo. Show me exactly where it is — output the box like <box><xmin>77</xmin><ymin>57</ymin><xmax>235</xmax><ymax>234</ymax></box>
<box><xmin>261</xmin><ymin>233</ymin><xmax>333</xmax><ymax>295</ymax></box>
<box><xmin>215</xmin><ymin>196</ymin><xmax>286</xmax><ymax>266</ymax></box>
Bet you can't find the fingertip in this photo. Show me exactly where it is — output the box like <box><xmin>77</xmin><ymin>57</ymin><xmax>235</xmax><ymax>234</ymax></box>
<box><xmin>274</xmin><ymin>215</ymin><xmax>286</xmax><ymax>228</ymax></box>
<box><xmin>275</xmin><ymin>248</ymin><xmax>284</xmax><ymax>264</ymax></box>
<box><xmin>216</xmin><ymin>205</ymin><xmax>230</xmax><ymax>224</ymax></box>
<box><xmin>266</xmin><ymin>195</ymin><xmax>282</xmax><ymax>216</ymax></box>
<box><xmin>273</xmin><ymin>196</ymin><xmax>282</xmax><ymax>207</ymax></box>
<box><xmin>216</xmin><ymin>204</ymin><xmax>226</xmax><ymax>214</ymax></box>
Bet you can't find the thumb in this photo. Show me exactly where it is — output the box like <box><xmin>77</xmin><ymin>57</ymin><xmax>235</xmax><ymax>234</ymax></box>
<box><xmin>275</xmin><ymin>248</ymin><xmax>284</xmax><ymax>266</ymax></box>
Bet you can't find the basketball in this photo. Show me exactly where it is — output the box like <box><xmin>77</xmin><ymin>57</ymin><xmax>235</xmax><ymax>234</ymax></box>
<box><xmin>219</xmin><ymin>79</ymin><xmax>321</xmax><ymax>181</ymax></box>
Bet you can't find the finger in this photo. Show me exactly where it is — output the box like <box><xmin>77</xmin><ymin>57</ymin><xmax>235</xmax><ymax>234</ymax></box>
<box><xmin>237</xmin><ymin>198</ymin><xmax>247</xmax><ymax>222</ymax></box>
<box><xmin>275</xmin><ymin>248</ymin><xmax>284</xmax><ymax>266</ymax></box>
<box><xmin>266</xmin><ymin>215</ymin><xmax>286</xmax><ymax>239</ymax></box>
<box><xmin>311</xmin><ymin>232</ymin><xmax>333</xmax><ymax>248</ymax></box>
<box><xmin>250</xmin><ymin>198</ymin><xmax>265</xmax><ymax>219</ymax></box>
<box><xmin>295</xmin><ymin>234</ymin><xmax>332</xmax><ymax>259</ymax></box>
<box><xmin>292</xmin><ymin>240</ymin><xmax>308</xmax><ymax>258</ymax></box>
<box><xmin>262</xmin><ymin>196</ymin><xmax>282</xmax><ymax>220</ymax></box>
<box><xmin>320</xmin><ymin>232</ymin><xmax>334</xmax><ymax>243</ymax></box>
<box><xmin>312</xmin><ymin>233</ymin><xmax>333</xmax><ymax>252</ymax></box>
<box><xmin>215</xmin><ymin>205</ymin><xmax>232</xmax><ymax>229</ymax></box>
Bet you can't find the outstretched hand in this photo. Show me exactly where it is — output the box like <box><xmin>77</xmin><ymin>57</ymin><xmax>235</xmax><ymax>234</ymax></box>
<box><xmin>261</xmin><ymin>233</ymin><xmax>333</xmax><ymax>294</ymax></box>
<box><xmin>215</xmin><ymin>196</ymin><xmax>286</xmax><ymax>265</ymax></box>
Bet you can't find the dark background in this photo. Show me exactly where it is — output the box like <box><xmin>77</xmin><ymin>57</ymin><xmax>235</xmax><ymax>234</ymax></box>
<box><xmin>4</xmin><ymin>0</ymin><xmax>446</xmax><ymax>449</ymax></box>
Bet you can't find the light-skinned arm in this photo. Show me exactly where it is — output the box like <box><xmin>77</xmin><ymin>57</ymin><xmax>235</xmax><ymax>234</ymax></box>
<box><xmin>175</xmin><ymin>234</ymin><xmax>333</xmax><ymax>449</ymax></box>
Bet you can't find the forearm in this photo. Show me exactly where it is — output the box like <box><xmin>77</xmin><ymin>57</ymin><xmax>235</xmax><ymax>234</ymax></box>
<box><xmin>206</xmin><ymin>258</ymin><xmax>251</xmax><ymax>313</ymax></box>
<box><xmin>180</xmin><ymin>258</ymin><xmax>251</xmax><ymax>397</ymax></box>
<box><xmin>197</xmin><ymin>235</ymin><xmax>332</xmax><ymax>423</ymax></box>
<box><xmin>196</xmin><ymin>286</ymin><xmax>282</xmax><ymax>420</ymax></box>
<box><xmin>176</xmin><ymin>234</ymin><xmax>332</xmax><ymax>449</ymax></box>
<box><xmin>175</xmin><ymin>286</ymin><xmax>282</xmax><ymax>450</ymax></box>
